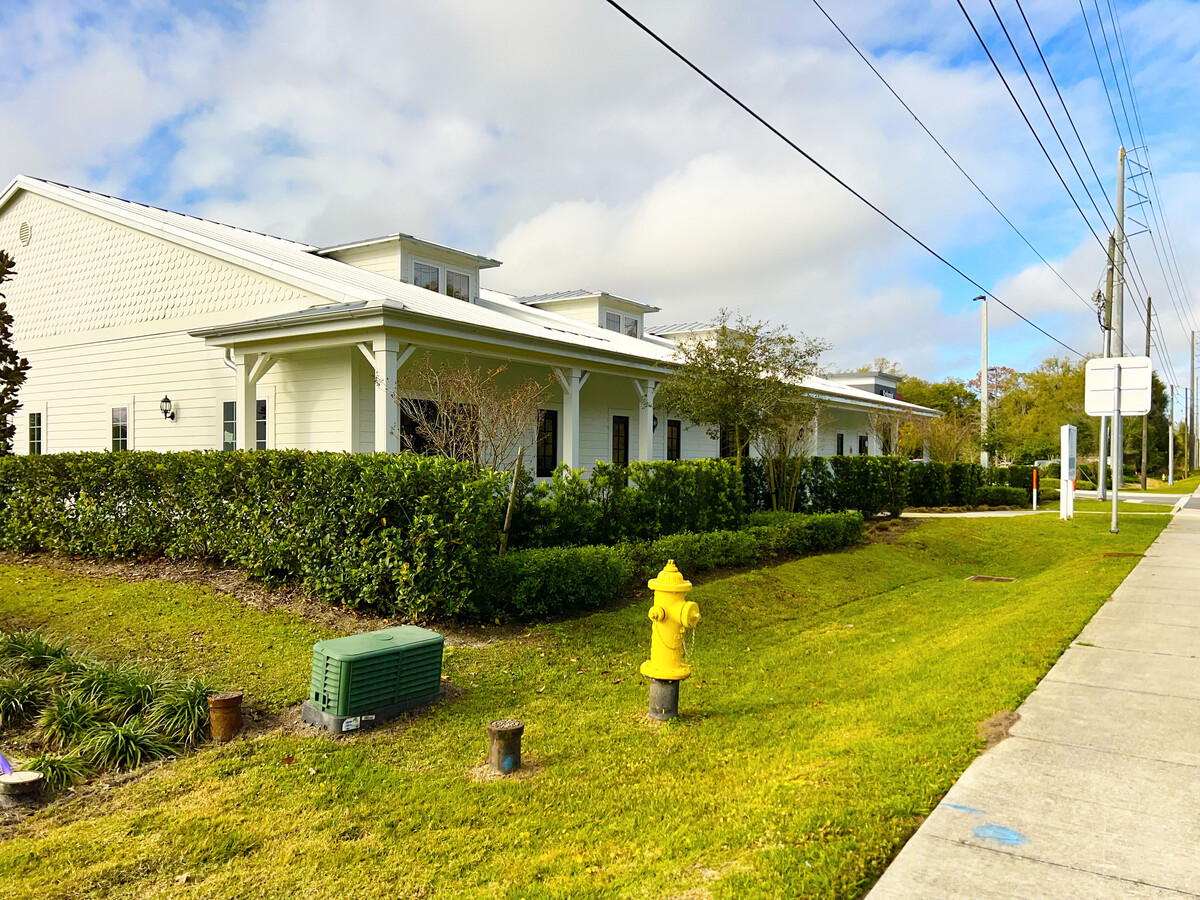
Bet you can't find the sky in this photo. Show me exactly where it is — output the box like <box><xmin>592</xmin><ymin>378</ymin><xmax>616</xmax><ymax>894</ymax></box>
<box><xmin>2</xmin><ymin>0</ymin><xmax>1199</xmax><ymax>400</ymax></box>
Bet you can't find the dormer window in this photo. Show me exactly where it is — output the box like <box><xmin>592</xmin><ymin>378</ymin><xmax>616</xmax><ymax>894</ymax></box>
<box><xmin>447</xmin><ymin>271</ymin><xmax>470</xmax><ymax>302</ymax></box>
<box><xmin>603</xmin><ymin>310</ymin><xmax>639</xmax><ymax>338</ymax></box>
<box><xmin>414</xmin><ymin>262</ymin><xmax>439</xmax><ymax>292</ymax></box>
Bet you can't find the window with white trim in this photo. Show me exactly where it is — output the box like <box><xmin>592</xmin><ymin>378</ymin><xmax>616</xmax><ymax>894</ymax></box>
<box><xmin>256</xmin><ymin>399</ymin><xmax>268</xmax><ymax>450</ymax></box>
<box><xmin>446</xmin><ymin>270</ymin><xmax>470</xmax><ymax>302</ymax></box>
<box><xmin>222</xmin><ymin>401</ymin><xmax>236</xmax><ymax>450</ymax></box>
<box><xmin>604</xmin><ymin>311</ymin><xmax>621</xmax><ymax>332</ymax></box>
<box><xmin>112</xmin><ymin>407</ymin><xmax>129</xmax><ymax>451</ymax></box>
<box><xmin>413</xmin><ymin>261</ymin><xmax>439</xmax><ymax>292</ymax></box>
<box><xmin>28</xmin><ymin>412</ymin><xmax>42</xmax><ymax>455</ymax></box>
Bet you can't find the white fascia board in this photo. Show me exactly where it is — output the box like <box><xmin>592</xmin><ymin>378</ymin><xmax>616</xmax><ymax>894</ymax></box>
<box><xmin>194</xmin><ymin>306</ymin><xmax>676</xmax><ymax>380</ymax></box>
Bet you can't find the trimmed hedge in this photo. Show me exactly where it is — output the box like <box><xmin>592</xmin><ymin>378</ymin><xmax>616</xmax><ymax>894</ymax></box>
<box><xmin>473</xmin><ymin>511</ymin><xmax>864</xmax><ymax>621</ymax></box>
<box><xmin>948</xmin><ymin>462</ymin><xmax>984</xmax><ymax>506</ymax></box>
<box><xmin>907</xmin><ymin>462</ymin><xmax>950</xmax><ymax>507</ymax></box>
<box><xmin>0</xmin><ymin>451</ymin><xmax>508</xmax><ymax>619</ymax></box>
<box><xmin>973</xmin><ymin>485</ymin><xmax>1029</xmax><ymax>508</ymax></box>
<box><xmin>511</xmin><ymin>459</ymin><xmax>744</xmax><ymax>548</ymax></box>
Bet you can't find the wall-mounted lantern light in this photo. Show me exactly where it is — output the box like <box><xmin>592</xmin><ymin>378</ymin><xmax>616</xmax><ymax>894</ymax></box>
<box><xmin>160</xmin><ymin>396</ymin><xmax>176</xmax><ymax>420</ymax></box>
<box><xmin>653</xmin><ymin>415</ymin><xmax>659</xmax><ymax>431</ymax></box>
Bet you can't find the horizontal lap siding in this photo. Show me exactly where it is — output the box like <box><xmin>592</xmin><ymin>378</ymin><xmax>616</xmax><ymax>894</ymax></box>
<box><xmin>265</xmin><ymin>350</ymin><xmax>350</xmax><ymax>452</ymax></box>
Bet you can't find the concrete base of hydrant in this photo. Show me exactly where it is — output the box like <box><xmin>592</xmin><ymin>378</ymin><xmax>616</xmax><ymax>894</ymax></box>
<box><xmin>648</xmin><ymin>678</ymin><xmax>680</xmax><ymax>721</ymax></box>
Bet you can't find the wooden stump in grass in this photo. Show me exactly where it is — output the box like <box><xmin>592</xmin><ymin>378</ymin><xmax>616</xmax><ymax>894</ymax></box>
<box><xmin>0</xmin><ymin>772</ymin><xmax>45</xmax><ymax>808</ymax></box>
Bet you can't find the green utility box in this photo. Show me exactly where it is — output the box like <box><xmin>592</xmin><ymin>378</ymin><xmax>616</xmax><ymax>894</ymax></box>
<box><xmin>301</xmin><ymin>626</ymin><xmax>444</xmax><ymax>733</ymax></box>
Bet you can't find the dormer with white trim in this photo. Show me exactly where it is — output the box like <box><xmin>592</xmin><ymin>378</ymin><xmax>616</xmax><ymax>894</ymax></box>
<box><xmin>314</xmin><ymin>233</ymin><xmax>501</xmax><ymax>304</ymax></box>
<box><xmin>515</xmin><ymin>290</ymin><xmax>660</xmax><ymax>339</ymax></box>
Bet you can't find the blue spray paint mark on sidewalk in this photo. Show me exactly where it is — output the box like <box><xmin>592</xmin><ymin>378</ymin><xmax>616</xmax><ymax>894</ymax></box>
<box><xmin>942</xmin><ymin>803</ymin><xmax>984</xmax><ymax>815</ymax></box>
<box><xmin>973</xmin><ymin>824</ymin><xmax>1029</xmax><ymax>845</ymax></box>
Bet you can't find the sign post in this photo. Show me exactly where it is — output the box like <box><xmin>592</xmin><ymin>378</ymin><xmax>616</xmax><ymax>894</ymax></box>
<box><xmin>1032</xmin><ymin>466</ymin><xmax>1038</xmax><ymax>512</ymax></box>
<box><xmin>1084</xmin><ymin>356</ymin><xmax>1153</xmax><ymax>534</ymax></box>
<box><xmin>1060</xmin><ymin>425</ymin><xmax>1077</xmax><ymax>520</ymax></box>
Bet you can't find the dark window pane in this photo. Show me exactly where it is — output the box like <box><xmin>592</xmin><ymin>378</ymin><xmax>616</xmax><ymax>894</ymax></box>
<box><xmin>256</xmin><ymin>399</ymin><xmax>267</xmax><ymax>450</ymax></box>
<box><xmin>222</xmin><ymin>401</ymin><xmax>236</xmax><ymax>451</ymax></box>
<box><xmin>111</xmin><ymin>407</ymin><xmax>128</xmax><ymax>451</ymax></box>
<box><xmin>414</xmin><ymin>262</ymin><xmax>439</xmax><ymax>292</ymax></box>
<box><xmin>667</xmin><ymin>419</ymin><xmax>681</xmax><ymax>461</ymax></box>
<box><xmin>623</xmin><ymin>316</ymin><xmax>638</xmax><ymax>338</ymax></box>
<box><xmin>28</xmin><ymin>412</ymin><xmax>41</xmax><ymax>455</ymax></box>
<box><xmin>612</xmin><ymin>415</ymin><xmax>629</xmax><ymax>467</ymax></box>
<box><xmin>447</xmin><ymin>270</ymin><xmax>470</xmax><ymax>301</ymax></box>
<box><xmin>604</xmin><ymin>312</ymin><xmax>621</xmax><ymax>332</ymax></box>
<box><xmin>400</xmin><ymin>399</ymin><xmax>437</xmax><ymax>455</ymax></box>
<box><xmin>536</xmin><ymin>410</ymin><xmax>558</xmax><ymax>477</ymax></box>
<box><xmin>836</xmin><ymin>433</ymin><xmax>845</xmax><ymax>456</ymax></box>
<box><xmin>858</xmin><ymin>435</ymin><xmax>869</xmax><ymax>456</ymax></box>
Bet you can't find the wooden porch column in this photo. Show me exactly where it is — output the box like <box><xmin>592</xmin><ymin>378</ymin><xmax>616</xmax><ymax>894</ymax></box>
<box><xmin>554</xmin><ymin>367</ymin><xmax>589</xmax><ymax>470</ymax></box>
<box><xmin>235</xmin><ymin>352</ymin><xmax>276</xmax><ymax>450</ymax></box>
<box><xmin>634</xmin><ymin>378</ymin><xmax>659</xmax><ymax>463</ymax></box>
<box><xmin>369</xmin><ymin>339</ymin><xmax>414</xmax><ymax>454</ymax></box>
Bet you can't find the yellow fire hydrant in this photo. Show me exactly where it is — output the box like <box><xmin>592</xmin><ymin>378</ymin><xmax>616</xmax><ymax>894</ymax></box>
<box><xmin>640</xmin><ymin>560</ymin><xmax>700</xmax><ymax>720</ymax></box>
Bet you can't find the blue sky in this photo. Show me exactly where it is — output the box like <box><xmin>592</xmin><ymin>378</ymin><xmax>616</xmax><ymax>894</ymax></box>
<box><xmin>2</xmin><ymin>0</ymin><xmax>1198</xmax><ymax>406</ymax></box>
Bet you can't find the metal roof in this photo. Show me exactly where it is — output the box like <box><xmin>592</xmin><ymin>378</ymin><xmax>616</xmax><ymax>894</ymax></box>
<box><xmin>647</xmin><ymin>321</ymin><xmax>716</xmax><ymax>336</ymax></box>
<box><xmin>516</xmin><ymin>289</ymin><xmax>660</xmax><ymax>313</ymax></box>
<box><xmin>316</xmin><ymin>232</ymin><xmax>502</xmax><ymax>268</ymax></box>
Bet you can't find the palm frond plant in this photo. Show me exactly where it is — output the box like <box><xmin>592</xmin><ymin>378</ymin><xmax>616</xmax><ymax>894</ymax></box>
<box><xmin>38</xmin><ymin>694</ymin><xmax>103</xmax><ymax>750</ymax></box>
<box><xmin>79</xmin><ymin>718</ymin><xmax>175</xmax><ymax>772</ymax></box>
<box><xmin>0</xmin><ymin>676</ymin><xmax>48</xmax><ymax>730</ymax></box>
<box><xmin>146</xmin><ymin>677</ymin><xmax>212</xmax><ymax>747</ymax></box>
<box><xmin>23</xmin><ymin>752</ymin><xmax>92</xmax><ymax>791</ymax></box>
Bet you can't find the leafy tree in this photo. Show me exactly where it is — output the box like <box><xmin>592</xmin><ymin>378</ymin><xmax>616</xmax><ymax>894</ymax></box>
<box><xmin>0</xmin><ymin>251</ymin><xmax>30</xmax><ymax>456</ymax></box>
<box><xmin>655</xmin><ymin>309</ymin><xmax>828</xmax><ymax>469</ymax></box>
<box><xmin>896</xmin><ymin>375</ymin><xmax>978</xmax><ymax>418</ymax></box>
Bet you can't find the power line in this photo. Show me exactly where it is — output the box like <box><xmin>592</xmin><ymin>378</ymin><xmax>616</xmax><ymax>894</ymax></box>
<box><xmin>1092</xmin><ymin>0</ymin><xmax>1137</xmax><ymax>143</ymax></box>
<box><xmin>956</xmin><ymin>0</ymin><xmax>1110</xmax><ymax>258</ymax></box>
<box><xmin>1079</xmin><ymin>0</ymin><xmax>1127</xmax><ymax>145</ymax></box>
<box><xmin>807</xmin><ymin>0</ymin><xmax>1095</xmax><ymax>313</ymax></box>
<box><xmin>986</xmin><ymin>0</ymin><xmax>1113</xmax><ymax>233</ymax></box>
<box><xmin>1011</xmin><ymin>0</ymin><xmax>1116</xmax><ymax>219</ymax></box>
<box><xmin>602</xmin><ymin>0</ymin><xmax>1084</xmax><ymax>357</ymax></box>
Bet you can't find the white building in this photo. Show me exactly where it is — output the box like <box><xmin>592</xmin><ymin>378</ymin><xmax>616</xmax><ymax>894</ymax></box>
<box><xmin>0</xmin><ymin>175</ymin><xmax>936</xmax><ymax>470</ymax></box>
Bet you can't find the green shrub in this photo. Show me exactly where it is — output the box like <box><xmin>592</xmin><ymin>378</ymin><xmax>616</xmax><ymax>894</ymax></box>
<box><xmin>0</xmin><ymin>676</ymin><xmax>48</xmax><ymax>730</ymax></box>
<box><xmin>948</xmin><ymin>462</ymin><xmax>984</xmax><ymax>506</ymax></box>
<box><xmin>22</xmin><ymin>753</ymin><xmax>92</xmax><ymax>791</ymax></box>
<box><xmin>511</xmin><ymin>459</ymin><xmax>744</xmax><ymax>549</ymax></box>
<box><xmin>476</xmin><ymin>512</ymin><xmax>864</xmax><ymax>622</ymax></box>
<box><xmin>475</xmin><ymin>546</ymin><xmax>629</xmax><ymax>620</ymax></box>
<box><xmin>800</xmin><ymin>457</ymin><xmax>838</xmax><ymax>513</ymax></box>
<box><xmin>146</xmin><ymin>677</ymin><xmax>213</xmax><ymax>747</ymax></box>
<box><xmin>80</xmin><ymin>718</ymin><xmax>175</xmax><ymax>772</ymax></box>
<box><xmin>38</xmin><ymin>694</ymin><xmax>104</xmax><ymax>750</ymax></box>
<box><xmin>0</xmin><ymin>630</ymin><xmax>71</xmax><ymax>672</ymax></box>
<box><xmin>829</xmin><ymin>456</ymin><xmax>908</xmax><ymax>518</ymax></box>
<box><xmin>974</xmin><ymin>485</ymin><xmax>1029</xmax><ymax>508</ymax></box>
<box><xmin>907</xmin><ymin>462</ymin><xmax>950</xmax><ymax>507</ymax></box>
<box><xmin>0</xmin><ymin>450</ymin><xmax>508</xmax><ymax>619</ymax></box>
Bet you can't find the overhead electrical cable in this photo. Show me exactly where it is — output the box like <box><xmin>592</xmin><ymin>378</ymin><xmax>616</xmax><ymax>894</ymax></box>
<box><xmin>1092</xmin><ymin>0</ymin><xmax>1137</xmax><ymax>144</ymax></box>
<box><xmin>601</xmin><ymin>0</ymin><xmax>1084</xmax><ymax>357</ymax></box>
<box><xmin>808</xmin><ymin>0</ymin><xmax>1094</xmax><ymax>313</ymax></box>
<box><xmin>1078</xmin><ymin>0</ymin><xmax>1127</xmax><ymax>145</ymax></box>
<box><xmin>1011</xmin><ymin>0</ymin><xmax>1116</xmax><ymax>219</ymax></box>
<box><xmin>985</xmin><ymin>0</ymin><xmax>1113</xmax><ymax>232</ymax></box>
<box><xmin>956</xmin><ymin>0</ymin><xmax>1111</xmax><ymax>258</ymax></box>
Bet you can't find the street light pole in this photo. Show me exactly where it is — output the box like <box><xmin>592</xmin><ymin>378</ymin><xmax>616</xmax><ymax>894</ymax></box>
<box><xmin>975</xmin><ymin>294</ymin><xmax>988</xmax><ymax>468</ymax></box>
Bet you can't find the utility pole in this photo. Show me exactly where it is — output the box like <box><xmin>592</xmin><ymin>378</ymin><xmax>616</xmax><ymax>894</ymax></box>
<box><xmin>1141</xmin><ymin>297</ymin><xmax>1151</xmax><ymax>489</ymax></box>
<box><xmin>1110</xmin><ymin>146</ymin><xmax>1126</xmax><ymax>495</ymax></box>
<box><xmin>979</xmin><ymin>294</ymin><xmax>989</xmax><ymax>468</ymax></box>
<box><xmin>1169</xmin><ymin>385</ymin><xmax>1175</xmax><ymax>486</ymax></box>
<box><xmin>1098</xmin><ymin>235</ymin><xmax>1115</xmax><ymax>501</ymax></box>
<box><xmin>1191</xmin><ymin>331</ymin><xmax>1196</xmax><ymax>477</ymax></box>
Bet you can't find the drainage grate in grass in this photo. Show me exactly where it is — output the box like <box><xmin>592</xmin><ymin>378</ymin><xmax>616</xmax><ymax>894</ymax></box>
<box><xmin>966</xmin><ymin>575</ymin><xmax>1017</xmax><ymax>583</ymax></box>
<box><xmin>1102</xmin><ymin>552</ymin><xmax>1144</xmax><ymax>558</ymax></box>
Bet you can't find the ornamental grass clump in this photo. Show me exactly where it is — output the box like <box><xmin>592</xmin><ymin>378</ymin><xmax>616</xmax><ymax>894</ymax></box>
<box><xmin>23</xmin><ymin>752</ymin><xmax>91</xmax><ymax>790</ymax></box>
<box><xmin>38</xmin><ymin>694</ymin><xmax>103</xmax><ymax>750</ymax></box>
<box><xmin>147</xmin><ymin>677</ymin><xmax>213</xmax><ymax>747</ymax></box>
<box><xmin>0</xmin><ymin>630</ymin><xmax>71</xmax><ymax>672</ymax></box>
<box><xmin>0</xmin><ymin>676</ymin><xmax>47</xmax><ymax>730</ymax></box>
<box><xmin>80</xmin><ymin>718</ymin><xmax>175</xmax><ymax>772</ymax></box>
<box><xmin>66</xmin><ymin>662</ymin><xmax>161</xmax><ymax>721</ymax></box>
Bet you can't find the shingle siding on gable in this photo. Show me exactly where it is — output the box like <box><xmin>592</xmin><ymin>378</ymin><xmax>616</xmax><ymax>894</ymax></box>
<box><xmin>0</xmin><ymin>192</ymin><xmax>318</xmax><ymax>347</ymax></box>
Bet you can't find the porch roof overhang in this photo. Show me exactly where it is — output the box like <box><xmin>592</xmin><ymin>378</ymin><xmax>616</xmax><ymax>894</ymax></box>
<box><xmin>188</xmin><ymin>299</ymin><xmax>675</xmax><ymax>380</ymax></box>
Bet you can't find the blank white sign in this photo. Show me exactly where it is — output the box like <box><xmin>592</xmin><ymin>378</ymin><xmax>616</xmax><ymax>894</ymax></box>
<box><xmin>1084</xmin><ymin>356</ymin><xmax>1153</xmax><ymax>417</ymax></box>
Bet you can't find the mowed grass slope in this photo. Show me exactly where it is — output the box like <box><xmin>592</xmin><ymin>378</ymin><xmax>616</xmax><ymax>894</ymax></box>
<box><xmin>0</xmin><ymin>513</ymin><xmax>1170</xmax><ymax>900</ymax></box>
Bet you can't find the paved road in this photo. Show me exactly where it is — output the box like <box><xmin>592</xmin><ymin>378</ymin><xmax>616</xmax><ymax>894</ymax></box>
<box><xmin>868</xmin><ymin>499</ymin><xmax>1200</xmax><ymax>898</ymax></box>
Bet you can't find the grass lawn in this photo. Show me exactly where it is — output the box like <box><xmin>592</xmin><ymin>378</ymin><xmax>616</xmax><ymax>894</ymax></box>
<box><xmin>1058</xmin><ymin>498</ymin><xmax>1176</xmax><ymax>515</ymax></box>
<box><xmin>0</xmin><ymin>513</ymin><xmax>1171</xmax><ymax>900</ymax></box>
<box><xmin>1118</xmin><ymin>472</ymin><xmax>1200</xmax><ymax>494</ymax></box>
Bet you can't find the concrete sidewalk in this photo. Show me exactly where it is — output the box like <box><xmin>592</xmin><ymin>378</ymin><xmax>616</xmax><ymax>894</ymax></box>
<box><xmin>868</xmin><ymin>503</ymin><xmax>1200</xmax><ymax>899</ymax></box>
